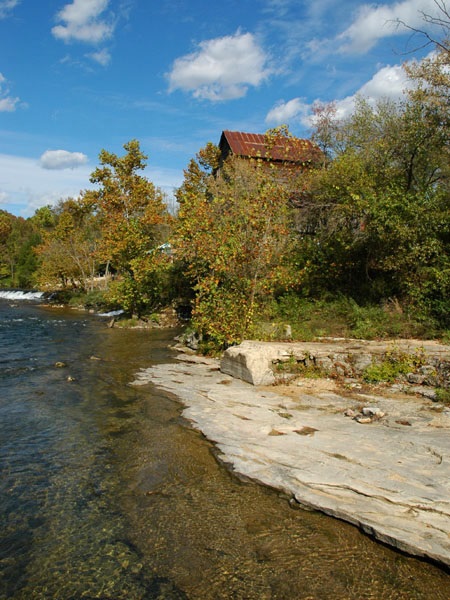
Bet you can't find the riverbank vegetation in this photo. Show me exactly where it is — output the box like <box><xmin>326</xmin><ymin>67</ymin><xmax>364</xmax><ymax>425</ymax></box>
<box><xmin>1</xmin><ymin>27</ymin><xmax>450</xmax><ymax>352</ymax></box>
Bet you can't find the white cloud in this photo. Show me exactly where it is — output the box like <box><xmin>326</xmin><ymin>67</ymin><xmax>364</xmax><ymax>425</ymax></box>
<box><xmin>87</xmin><ymin>47</ymin><xmax>111</xmax><ymax>65</ymax></box>
<box><xmin>0</xmin><ymin>154</ymin><xmax>92</xmax><ymax>216</ymax></box>
<box><xmin>0</xmin><ymin>0</ymin><xmax>19</xmax><ymax>19</ymax></box>
<box><xmin>338</xmin><ymin>0</ymin><xmax>439</xmax><ymax>53</ymax></box>
<box><xmin>0</xmin><ymin>73</ymin><xmax>20</xmax><ymax>112</ymax></box>
<box><xmin>266</xmin><ymin>62</ymin><xmax>412</xmax><ymax>126</ymax></box>
<box><xmin>39</xmin><ymin>149</ymin><xmax>89</xmax><ymax>170</ymax></box>
<box><xmin>167</xmin><ymin>32</ymin><xmax>271</xmax><ymax>101</ymax></box>
<box><xmin>265</xmin><ymin>97</ymin><xmax>310</xmax><ymax>125</ymax></box>
<box><xmin>331</xmin><ymin>64</ymin><xmax>412</xmax><ymax>119</ymax></box>
<box><xmin>0</xmin><ymin>153</ymin><xmax>183</xmax><ymax>217</ymax></box>
<box><xmin>358</xmin><ymin>64</ymin><xmax>410</xmax><ymax>100</ymax></box>
<box><xmin>0</xmin><ymin>96</ymin><xmax>19</xmax><ymax>111</ymax></box>
<box><xmin>52</xmin><ymin>0</ymin><xmax>114</xmax><ymax>44</ymax></box>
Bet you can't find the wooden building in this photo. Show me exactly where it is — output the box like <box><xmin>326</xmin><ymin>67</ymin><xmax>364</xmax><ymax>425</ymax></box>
<box><xmin>217</xmin><ymin>130</ymin><xmax>324</xmax><ymax>234</ymax></box>
<box><xmin>218</xmin><ymin>130</ymin><xmax>323</xmax><ymax>172</ymax></box>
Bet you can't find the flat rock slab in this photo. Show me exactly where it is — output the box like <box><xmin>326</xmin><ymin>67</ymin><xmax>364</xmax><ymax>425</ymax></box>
<box><xmin>221</xmin><ymin>339</ymin><xmax>450</xmax><ymax>385</ymax></box>
<box><xmin>131</xmin><ymin>355</ymin><xmax>450</xmax><ymax>568</ymax></box>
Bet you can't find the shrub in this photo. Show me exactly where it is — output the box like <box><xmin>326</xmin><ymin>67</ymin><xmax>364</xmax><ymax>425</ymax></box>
<box><xmin>435</xmin><ymin>388</ymin><xmax>450</xmax><ymax>404</ymax></box>
<box><xmin>362</xmin><ymin>346</ymin><xmax>426</xmax><ymax>383</ymax></box>
<box><xmin>261</xmin><ymin>294</ymin><xmax>440</xmax><ymax>342</ymax></box>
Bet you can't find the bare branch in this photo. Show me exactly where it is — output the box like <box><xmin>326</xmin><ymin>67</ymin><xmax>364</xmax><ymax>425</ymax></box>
<box><xmin>394</xmin><ymin>0</ymin><xmax>450</xmax><ymax>54</ymax></box>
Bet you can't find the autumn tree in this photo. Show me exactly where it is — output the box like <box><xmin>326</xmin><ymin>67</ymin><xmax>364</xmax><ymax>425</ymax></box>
<box><xmin>175</xmin><ymin>146</ymin><xmax>298</xmax><ymax>351</ymax></box>
<box><xmin>0</xmin><ymin>210</ymin><xmax>42</xmax><ymax>288</ymax></box>
<box><xmin>35</xmin><ymin>198</ymin><xmax>100</xmax><ymax>291</ymax></box>
<box><xmin>83</xmin><ymin>140</ymin><xmax>172</xmax><ymax>315</ymax></box>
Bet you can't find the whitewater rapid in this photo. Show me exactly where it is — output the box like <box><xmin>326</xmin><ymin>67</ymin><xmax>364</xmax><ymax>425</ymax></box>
<box><xmin>0</xmin><ymin>290</ymin><xmax>45</xmax><ymax>300</ymax></box>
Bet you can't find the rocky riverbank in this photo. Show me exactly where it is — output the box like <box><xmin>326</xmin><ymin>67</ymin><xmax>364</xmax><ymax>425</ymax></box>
<box><xmin>131</xmin><ymin>340</ymin><xmax>450</xmax><ymax>569</ymax></box>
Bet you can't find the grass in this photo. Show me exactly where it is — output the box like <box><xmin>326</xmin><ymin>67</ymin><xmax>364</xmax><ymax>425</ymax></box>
<box><xmin>273</xmin><ymin>353</ymin><xmax>328</xmax><ymax>384</ymax></box>
<box><xmin>275</xmin><ymin>355</ymin><xmax>327</xmax><ymax>378</ymax></box>
<box><xmin>67</xmin><ymin>289</ymin><xmax>115</xmax><ymax>312</ymax></box>
<box><xmin>361</xmin><ymin>346</ymin><xmax>428</xmax><ymax>384</ymax></box>
<box><xmin>435</xmin><ymin>388</ymin><xmax>450</xmax><ymax>405</ymax></box>
<box><xmin>256</xmin><ymin>294</ymin><xmax>440</xmax><ymax>342</ymax></box>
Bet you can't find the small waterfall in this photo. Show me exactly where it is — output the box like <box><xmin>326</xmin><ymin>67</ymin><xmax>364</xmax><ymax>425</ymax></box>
<box><xmin>97</xmin><ymin>309</ymin><xmax>124</xmax><ymax>317</ymax></box>
<box><xmin>0</xmin><ymin>290</ymin><xmax>45</xmax><ymax>300</ymax></box>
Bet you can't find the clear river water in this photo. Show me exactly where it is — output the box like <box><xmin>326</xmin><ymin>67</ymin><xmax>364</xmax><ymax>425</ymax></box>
<box><xmin>0</xmin><ymin>296</ymin><xmax>448</xmax><ymax>599</ymax></box>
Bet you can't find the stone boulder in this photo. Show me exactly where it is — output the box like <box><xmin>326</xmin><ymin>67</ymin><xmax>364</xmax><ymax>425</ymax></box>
<box><xmin>221</xmin><ymin>339</ymin><xmax>450</xmax><ymax>388</ymax></box>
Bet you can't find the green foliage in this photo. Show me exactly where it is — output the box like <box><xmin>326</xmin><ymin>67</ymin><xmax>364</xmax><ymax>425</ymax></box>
<box><xmin>82</xmin><ymin>140</ymin><xmax>172</xmax><ymax>314</ymax></box>
<box><xmin>275</xmin><ymin>354</ymin><xmax>327</xmax><ymax>378</ymax></box>
<box><xmin>35</xmin><ymin>198</ymin><xmax>100</xmax><ymax>291</ymax></box>
<box><xmin>13</xmin><ymin>231</ymin><xmax>41</xmax><ymax>288</ymax></box>
<box><xmin>193</xmin><ymin>283</ymin><xmax>255</xmax><ymax>352</ymax></box>
<box><xmin>175</xmin><ymin>147</ymin><xmax>299</xmax><ymax>351</ymax></box>
<box><xmin>260</xmin><ymin>294</ymin><xmax>435</xmax><ymax>341</ymax></box>
<box><xmin>442</xmin><ymin>331</ymin><xmax>450</xmax><ymax>345</ymax></box>
<box><xmin>303</xmin><ymin>92</ymin><xmax>450</xmax><ymax>325</ymax></box>
<box><xmin>86</xmin><ymin>139</ymin><xmax>171</xmax><ymax>273</ymax></box>
<box><xmin>105</xmin><ymin>277</ymin><xmax>148</xmax><ymax>316</ymax></box>
<box><xmin>435</xmin><ymin>388</ymin><xmax>450</xmax><ymax>404</ymax></box>
<box><xmin>0</xmin><ymin>211</ymin><xmax>43</xmax><ymax>288</ymax></box>
<box><xmin>362</xmin><ymin>346</ymin><xmax>427</xmax><ymax>383</ymax></box>
<box><xmin>363</xmin><ymin>361</ymin><xmax>406</xmax><ymax>384</ymax></box>
<box><xmin>67</xmin><ymin>290</ymin><xmax>113</xmax><ymax>312</ymax></box>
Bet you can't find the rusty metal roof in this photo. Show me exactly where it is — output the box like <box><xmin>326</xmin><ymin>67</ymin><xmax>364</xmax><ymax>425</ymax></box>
<box><xmin>220</xmin><ymin>130</ymin><xmax>321</xmax><ymax>164</ymax></box>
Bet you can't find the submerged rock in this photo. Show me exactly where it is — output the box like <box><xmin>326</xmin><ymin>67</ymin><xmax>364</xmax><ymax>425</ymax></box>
<box><xmin>135</xmin><ymin>355</ymin><xmax>450</xmax><ymax>568</ymax></box>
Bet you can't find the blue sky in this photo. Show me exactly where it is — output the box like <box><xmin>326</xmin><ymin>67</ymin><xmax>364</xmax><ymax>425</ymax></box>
<box><xmin>0</xmin><ymin>0</ymin><xmax>440</xmax><ymax>217</ymax></box>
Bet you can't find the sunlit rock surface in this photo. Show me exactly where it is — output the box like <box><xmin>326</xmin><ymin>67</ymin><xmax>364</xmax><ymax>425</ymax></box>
<box><xmin>221</xmin><ymin>339</ymin><xmax>450</xmax><ymax>386</ymax></box>
<box><xmin>131</xmin><ymin>351</ymin><xmax>450</xmax><ymax>568</ymax></box>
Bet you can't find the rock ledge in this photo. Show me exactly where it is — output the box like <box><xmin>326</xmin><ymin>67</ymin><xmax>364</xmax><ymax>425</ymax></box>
<box><xmin>221</xmin><ymin>339</ymin><xmax>450</xmax><ymax>387</ymax></box>
<box><xmin>131</xmin><ymin>348</ymin><xmax>450</xmax><ymax>569</ymax></box>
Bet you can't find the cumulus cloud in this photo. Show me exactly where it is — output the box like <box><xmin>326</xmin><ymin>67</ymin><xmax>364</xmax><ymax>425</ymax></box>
<box><xmin>328</xmin><ymin>64</ymin><xmax>412</xmax><ymax>119</ymax></box>
<box><xmin>87</xmin><ymin>48</ymin><xmax>111</xmax><ymax>65</ymax></box>
<box><xmin>52</xmin><ymin>0</ymin><xmax>114</xmax><ymax>44</ymax></box>
<box><xmin>0</xmin><ymin>153</ymin><xmax>92</xmax><ymax>216</ymax></box>
<box><xmin>0</xmin><ymin>0</ymin><xmax>20</xmax><ymax>19</ymax></box>
<box><xmin>265</xmin><ymin>97</ymin><xmax>310</xmax><ymax>125</ymax></box>
<box><xmin>338</xmin><ymin>0</ymin><xmax>438</xmax><ymax>53</ymax></box>
<box><xmin>0</xmin><ymin>96</ymin><xmax>19</xmax><ymax>111</ymax></box>
<box><xmin>39</xmin><ymin>149</ymin><xmax>89</xmax><ymax>170</ymax></box>
<box><xmin>0</xmin><ymin>73</ymin><xmax>20</xmax><ymax>112</ymax></box>
<box><xmin>0</xmin><ymin>153</ymin><xmax>182</xmax><ymax>217</ymax></box>
<box><xmin>358</xmin><ymin>64</ymin><xmax>410</xmax><ymax>100</ymax></box>
<box><xmin>167</xmin><ymin>32</ymin><xmax>270</xmax><ymax>101</ymax></box>
<box><xmin>266</xmin><ymin>62</ymin><xmax>412</xmax><ymax>127</ymax></box>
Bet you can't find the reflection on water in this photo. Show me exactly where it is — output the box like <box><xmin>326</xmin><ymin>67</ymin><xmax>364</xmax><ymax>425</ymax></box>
<box><xmin>121</xmin><ymin>387</ymin><xmax>450</xmax><ymax>600</ymax></box>
<box><xmin>0</xmin><ymin>302</ymin><xmax>448</xmax><ymax>599</ymax></box>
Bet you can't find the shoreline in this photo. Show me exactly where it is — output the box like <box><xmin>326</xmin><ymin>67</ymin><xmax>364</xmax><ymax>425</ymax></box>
<box><xmin>131</xmin><ymin>351</ymin><xmax>450</xmax><ymax>570</ymax></box>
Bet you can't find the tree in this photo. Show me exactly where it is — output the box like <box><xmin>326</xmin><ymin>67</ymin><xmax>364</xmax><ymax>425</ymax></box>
<box><xmin>83</xmin><ymin>140</ymin><xmax>172</xmax><ymax>315</ymax></box>
<box><xmin>396</xmin><ymin>0</ymin><xmax>450</xmax><ymax>54</ymax></box>
<box><xmin>175</xmin><ymin>146</ymin><xmax>298</xmax><ymax>351</ymax></box>
<box><xmin>35</xmin><ymin>199</ymin><xmax>100</xmax><ymax>291</ymax></box>
<box><xmin>0</xmin><ymin>210</ymin><xmax>14</xmax><ymax>282</ymax></box>
<box><xmin>305</xmin><ymin>93</ymin><xmax>450</xmax><ymax>324</ymax></box>
<box><xmin>0</xmin><ymin>211</ymin><xmax>43</xmax><ymax>288</ymax></box>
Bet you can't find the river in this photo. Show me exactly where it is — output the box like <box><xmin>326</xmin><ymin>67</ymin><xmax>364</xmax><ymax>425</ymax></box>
<box><xmin>0</xmin><ymin>297</ymin><xmax>448</xmax><ymax>599</ymax></box>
